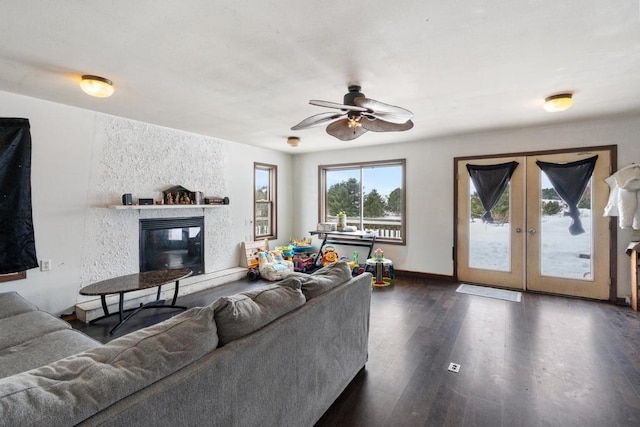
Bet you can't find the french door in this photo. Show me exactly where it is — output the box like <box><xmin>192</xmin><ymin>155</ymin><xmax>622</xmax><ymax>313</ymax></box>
<box><xmin>455</xmin><ymin>147</ymin><xmax>614</xmax><ymax>300</ymax></box>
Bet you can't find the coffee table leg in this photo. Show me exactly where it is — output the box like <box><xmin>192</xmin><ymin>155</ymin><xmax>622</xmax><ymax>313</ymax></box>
<box><xmin>117</xmin><ymin>292</ymin><xmax>125</xmax><ymax>323</ymax></box>
<box><xmin>171</xmin><ymin>280</ymin><xmax>181</xmax><ymax>306</ymax></box>
<box><xmin>100</xmin><ymin>295</ymin><xmax>109</xmax><ymax>317</ymax></box>
<box><xmin>88</xmin><ymin>296</ymin><xmax>112</xmax><ymax>325</ymax></box>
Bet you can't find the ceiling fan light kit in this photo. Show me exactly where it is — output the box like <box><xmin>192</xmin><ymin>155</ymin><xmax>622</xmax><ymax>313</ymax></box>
<box><xmin>291</xmin><ymin>85</ymin><xmax>414</xmax><ymax>141</ymax></box>
<box><xmin>544</xmin><ymin>93</ymin><xmax>573</xmax><ymax>112</ymax></box>
<box><xmin>79</xmin><ymin>75</ymin><xmax>114</xmax><ymax>98</ymax></box>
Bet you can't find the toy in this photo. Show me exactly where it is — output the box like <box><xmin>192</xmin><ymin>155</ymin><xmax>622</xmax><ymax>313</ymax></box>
<box><xmin>293</xmin><ymin>255</ymin><xmax>315</xmax><ymax>273</ymax></box>
<box><xmin>247</xmin><ymin>268</ymin><xmax>261</xmax><ymax>280</ymax></box>
<box><xmin>276</xmin><ymin>245</ymin><xmax>294</xmax><ymax>260</ymax></box>
<box><xmin>321</xmin><ymin>245</ymin><xmax>339</xmax><ymax>266</ymax></box>
<box><xmin>290</xmin><ymin>237</ymin><xmax>313</xmax><ymax>253</ymax></box>
<box><xmin>345</xmin><ymin>251</ymin><xmax>359</xmax><ymax>272</ymax></box>
<box><xmin>290</xmin><ymin>237</ymin><xmax>312</xmax><ymax>247</ymax></box>
<box><xmin>241</xmin><ymin>239</ymin><xmax>270</xmax><ymax>280</ymax></box>
<box><xmin>258</xmin><ymin>250</ymin><xmax>294</xmax><ymax>281</ymax></box>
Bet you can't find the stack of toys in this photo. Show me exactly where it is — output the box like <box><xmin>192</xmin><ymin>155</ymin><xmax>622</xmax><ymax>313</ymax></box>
<box><xmin>290</xmin><ymin>237</ymin><xmax>316</xmax><ymax>273</ymax></box>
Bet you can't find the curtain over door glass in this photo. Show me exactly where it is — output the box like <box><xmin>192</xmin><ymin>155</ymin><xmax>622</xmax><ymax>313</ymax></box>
<box><xmin>456</xmin><ymin>148</ymin><xmax>612</xmax><ymax>300</ymax></box>
<box><xmin>456</xmin><ymin>157</ymin><xmax>525</xmax><ymax>289</ymax></box>
<box><xmin>526</xmin><ymin>150</ymin><xmax>611</xmax><ymax>299</ymax></box>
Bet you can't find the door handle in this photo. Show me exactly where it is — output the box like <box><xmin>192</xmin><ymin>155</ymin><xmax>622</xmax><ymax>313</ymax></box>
<box><xmin>528</xmin><ymin>228</ymin><xmax>536</xmax><ymax>235</ymax></box>
<box><xmin>515</xmin><ymin>227</ymin><xmax>522</xmax><ymax>233</ymax></box>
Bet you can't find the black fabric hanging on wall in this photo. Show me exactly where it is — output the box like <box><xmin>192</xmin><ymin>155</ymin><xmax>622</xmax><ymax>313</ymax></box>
<box><xmin>466</xmin><ymin>161</ymin><xmax>519</xmax><ymax>223</ymax></box>
<box><xmin>536</xmin><ymin>155</ymin><xmax>598</xmax><ymax>236</ymax></box>
<box><xmin>0</xmin><ymin>118</ymin><xmax>38</xmax><ymax>274</ymax></box>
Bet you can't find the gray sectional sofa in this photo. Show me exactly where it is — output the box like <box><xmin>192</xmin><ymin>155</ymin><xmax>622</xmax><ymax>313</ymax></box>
<box><xmin>0</xmin><ymin>261</ymin><xmax>372</xmax><ymax>426</ymax></box>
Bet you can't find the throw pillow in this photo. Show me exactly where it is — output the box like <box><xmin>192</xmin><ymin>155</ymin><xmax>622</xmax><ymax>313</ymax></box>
<box><xmin>213</xmin><ymin>283</ymin><xmax>305</xmax><ymax>346</ymax></box>
<box><xmin>283</xmin><ymin>260</ymin><xmax>353</xmax><ymax>300</ymax></box>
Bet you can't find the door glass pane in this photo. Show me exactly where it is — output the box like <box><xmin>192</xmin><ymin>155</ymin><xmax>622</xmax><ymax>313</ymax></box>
<box><xmin>468</xmin><ymin>180</ymin><xmax>511</xmax><ymax>271</ymax></box>
<box><xmin>539</xmin><ymin>173</ymin><xmax>593</xmax><ymax>280</ymax></box>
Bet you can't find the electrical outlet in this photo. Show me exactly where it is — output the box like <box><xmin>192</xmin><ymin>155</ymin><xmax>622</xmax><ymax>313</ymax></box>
<box><xmin>40</xmin><ymin>259</ymin><xmax>51</xmax><ymax>272</ymax></box>
<box><xmin>448</xmin><ymin>362</ymin><xmax>461</xmax><ymax>373</ymax></box>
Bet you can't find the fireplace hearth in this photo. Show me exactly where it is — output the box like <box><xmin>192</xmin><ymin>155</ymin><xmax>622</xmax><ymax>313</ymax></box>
<box><xmin>139</xmin><ymin>217</ymin><xmax>204</xmax><ymax>275</ymax></box>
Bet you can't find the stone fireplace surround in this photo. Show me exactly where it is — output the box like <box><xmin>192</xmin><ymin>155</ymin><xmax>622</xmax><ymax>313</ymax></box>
<box><xmin>75</xmin><ymin>115</ymin><xmax>245</xmax><ymax>323</ymax></box>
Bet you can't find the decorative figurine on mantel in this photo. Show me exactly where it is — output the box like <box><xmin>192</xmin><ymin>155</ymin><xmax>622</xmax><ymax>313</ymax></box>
<box><xmin>179</xmin><ymin>193</ymin><xmax>191</xmax><ymax>205</ymax></box>
<box><xmin>163</xmin><ymin>185</ymin><xmax>197</xmax><ymax>206</ymax></box>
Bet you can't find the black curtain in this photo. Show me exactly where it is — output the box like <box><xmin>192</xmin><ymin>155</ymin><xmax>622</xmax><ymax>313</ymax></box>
<box><xmin>466</xmin><ymin>161</ymin><xmax>519</xmax><ymax>223</ymax></box>
<box><xmin>536</xmin><ymin>155</ymin><xmax>598</xmax><ymax>236</ymax></box>
<box><xmin>0</xmin><ymin>118</ymin><xmax>38</xmax><ymax>274</ymax></box>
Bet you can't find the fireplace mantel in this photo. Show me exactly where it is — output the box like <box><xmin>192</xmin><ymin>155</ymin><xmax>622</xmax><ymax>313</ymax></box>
<box><xmin>108</xmin><ymin>204</ymin><xmax>226</xmax><ymax>210</ymax></box>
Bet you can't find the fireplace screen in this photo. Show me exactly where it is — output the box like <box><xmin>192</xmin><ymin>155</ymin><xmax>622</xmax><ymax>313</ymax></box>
<box><xmin>139</xmin><ymin>217</ymin><xmax>204</xmax><ymax>275</ymax></box>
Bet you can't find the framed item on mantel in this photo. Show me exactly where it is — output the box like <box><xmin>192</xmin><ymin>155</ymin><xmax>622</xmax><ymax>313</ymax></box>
<box><xmin>0</xmin><ymin>271</ymin><xmax>26</xmax><ymax>283</ymax></box>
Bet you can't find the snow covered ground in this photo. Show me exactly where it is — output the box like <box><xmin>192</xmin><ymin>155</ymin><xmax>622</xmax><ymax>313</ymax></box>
<box><xmin>468</xmin><ymin>209</ymin><xmax>592</xmax><ymax>280</ymax></box>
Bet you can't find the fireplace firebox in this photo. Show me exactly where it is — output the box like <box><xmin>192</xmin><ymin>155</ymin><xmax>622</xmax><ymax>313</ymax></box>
<box><xmin>139</xmin><ymin>217</ymin><xmax>204</xmax><ymax>275</ymax></box>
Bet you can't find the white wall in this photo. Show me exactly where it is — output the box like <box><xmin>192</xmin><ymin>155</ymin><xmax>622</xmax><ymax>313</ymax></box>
<box><xmin>2</xmin><ymin>87</ymin><xmax>638</xmax><ymax>312</ymax></box>
<box><xmin>0</xmin><ymin>91</ymin><xmax>293</xmax><ymax>314</ymax></box>
<box><xmin>292</xmin><ymin>115</ymin><xmax>640</xmax><ymax>298</ymax></box>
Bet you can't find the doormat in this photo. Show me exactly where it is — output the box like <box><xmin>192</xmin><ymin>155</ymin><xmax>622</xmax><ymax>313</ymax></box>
<box><xmin>456</xmin><ymin>284</ymin><xmax>522</xmax><ymax>303</ymax></box>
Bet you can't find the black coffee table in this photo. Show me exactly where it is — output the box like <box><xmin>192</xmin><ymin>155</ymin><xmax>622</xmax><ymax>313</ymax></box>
<box><xmin>79</xmin><ymin>268</ymin><xmax>192</xmax><ymax>335</ymax></box>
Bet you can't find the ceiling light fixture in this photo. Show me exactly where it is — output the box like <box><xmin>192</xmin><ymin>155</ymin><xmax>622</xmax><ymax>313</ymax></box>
<box><xmin>544</xmin><ymin>93</ymin><xmax>573</xmax><ymax>112</ymax></box>
<box><xmin>79</xmin><ymin>75</ymin><xmax>114</xmax><ymax>98</ymax></box>
<box><xmin>287</xmin><ymin>136</ymin><xmax>300</xmax><ymax>147</ymax></box>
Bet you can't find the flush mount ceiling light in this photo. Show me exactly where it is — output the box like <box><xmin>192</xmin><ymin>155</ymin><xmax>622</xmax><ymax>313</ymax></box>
<box><xmin>544</xmin><ymin>93</ymin><xmax>573</xmax><ymax>112</ymax></box>
<box><xmin>79</xmin><ymin>75</ymin><xmax>114</xmax><ymax>98</ymax></box>
<box><xmin>287</xmin><ymin>136</ymin><xmax>300</xmax><ymax>147</ymax></box>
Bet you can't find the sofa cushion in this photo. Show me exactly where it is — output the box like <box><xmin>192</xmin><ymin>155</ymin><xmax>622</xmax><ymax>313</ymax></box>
<box><xmin>284</xmin><ymin>260</ymin><xmax>353</xmax><ymax>300</ymax></box>
<box><xmin>0</xmin><ymin>329</ymin><xmax>102</xmax><ymax>379</ymax></box>
<box><xmin>214</xmin><ymin>283</ymin><xmax>306</xmax><ymax>345</ymax></box>
<box><xmin>0</xmin><ymin>291</ymin><xmax>38</xmax><ymax>319</ymax></box>
<box><xmin>0</xmin><ymin>304</ymin><xmax>218</xmax><ymax>426</ymax></box>
<box><xmin>0</xmin><ymin>310</ymin><xmax>71</xmax><ymax>350</ymax></box>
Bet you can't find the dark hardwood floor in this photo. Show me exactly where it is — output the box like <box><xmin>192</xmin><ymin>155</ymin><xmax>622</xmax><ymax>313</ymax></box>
<box><xmin>71</xmin><ymin>276</ymin><xmax>640</xmax><ymax>427</ymax></box>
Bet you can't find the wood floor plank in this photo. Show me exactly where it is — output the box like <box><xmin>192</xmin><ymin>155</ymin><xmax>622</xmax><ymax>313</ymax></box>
<box><xmin>317</xmin><ymin>277</ymin><xmax>640</xmax><ymax>427</ymax></box>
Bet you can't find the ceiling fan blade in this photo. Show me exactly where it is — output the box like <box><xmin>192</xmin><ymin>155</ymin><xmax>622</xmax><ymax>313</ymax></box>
<box><xmin>310</xmin><ymin>99</ymin><xmax>368</xmax><ymax>112</ymax></box>
<box><xmin>326</xmin><ymin>119</ymin><xmax>369</xmax><ymax>141</ymax></box>
<box><xmin>361</xmin><ymin>118</ymin><xmax>414</xmax><ymax>132</ymax></box>
<box><xmin>354</xmin><ymin>97</ymin><xmax>413</xmax><ymax>124</ymax></box>
<box><xmin>291</xmin><ymin>112</ymin><xmax>345</xmax><ymax>130</ymax></box>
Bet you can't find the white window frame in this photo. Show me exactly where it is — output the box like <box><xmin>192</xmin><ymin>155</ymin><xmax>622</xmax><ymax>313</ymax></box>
<box><xmin>318</xmin><ymin>159</ymin><xmax>406</xmax><ymax>244</ymax></box>
<box><xmin>254</xmin><ymin>162</ymin><xmax>277</xmax><ymax>240</ymax></box>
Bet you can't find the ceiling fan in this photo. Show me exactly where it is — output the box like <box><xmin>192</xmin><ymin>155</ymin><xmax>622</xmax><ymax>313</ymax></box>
<box><xmin>291</xmin><ymin>85</ymin><xmax>414</xmax><ymax>141</ymax></box>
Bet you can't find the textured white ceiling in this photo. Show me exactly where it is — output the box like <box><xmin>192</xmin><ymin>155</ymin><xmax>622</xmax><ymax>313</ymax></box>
<box><xmin>1</xmin><ymin>1</ymin><xmax>639</xmax><ymax>153</ymax></box>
